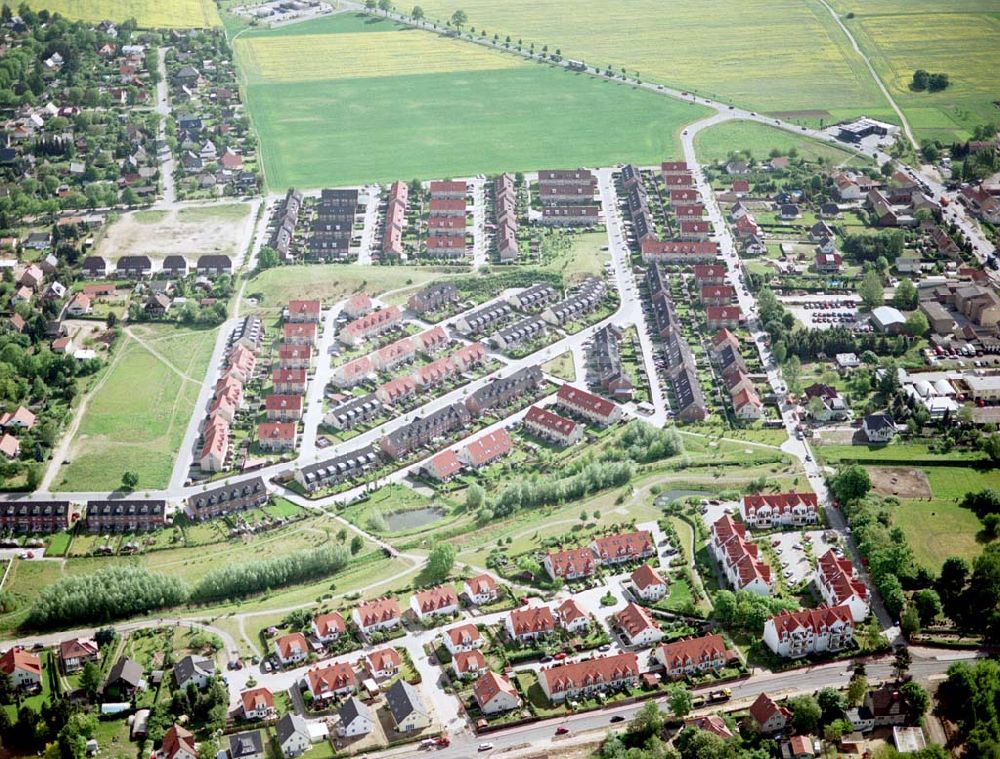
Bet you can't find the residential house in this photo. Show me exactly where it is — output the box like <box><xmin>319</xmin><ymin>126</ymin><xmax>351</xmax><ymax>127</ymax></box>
<box><xmin>556</xmin><ymin>598</ymin><xmax>589</xmax><ymax>634</ymax></box>
<box><xmin>410</xmin><ymin>585</ymin><xmax>459</xmax><ymax>620</ymax></box>
<box><xmin>763</xmin><ymin>605</ymin><xmax>855</xmax><ymax>658</ymax></box>
<box><xmin>228</xmin><ymin>731</ymin><xmax>264</xmax><ymax>759</ymax></box>
<box><xmin>538</xmin><ymin>652</ymin><xmax>640</xmax><ymax>703</ymax></box>
<box><xmin>58</xmin><ymin>638</ymin><xmax>98</xmax><ymax>673</ymax></box>
<box><xmin>463</xmin><ymin>574</ymin><xmax>498</xmax><ymax>606</ymax></box>
<box><xmin>506</xmin><ymin>606</ymin><xmax>556</xmax><ymax>643</ymax></box>
<box><xmin>544</xmin><ymin>546</ymin><xmax>596</xmax><ymax>582</ymax></box>
<box><xmin>554</xmin><ymin>384</ymin><xmax>623</xmax><ymax>426</ymax></box>
<box><xmin>173</xmin><ymin>655</ymin><xmax>215</xmax><ymax>690</ymax></box>
<box><xmin>106</xmin><ymin>656</ymin><xmax>143</xmax><ymax>696</ymax></box>
<box><xmin>158</xmin><ymin>726</ymin><xmax>197</xmax><ymax>759</ymax></box>
<box><xmin>474</xmin><ymin>671</ymin><xmax>522</xmax><ymax>715</ymax></box>
<box><xmin>408</xmin><ymin>283</ymin><xmax>459</xmax><ymax>315</ymax></box>
<box><xmin>240</xmin><ymin>687</ymin><xmax>275</xmax><ymax>721</ymax></box>
<box><xmin>862</xmin><ymin>412</ymin><xmax>895</xmax><ymax>443</ymax></box>
<box><xmin>522</xmin><ymin>405</ymin><xmax>584</xmax><ymax>446</ymax></box>
<box><xmin>443</xmin><ymin>624</ymin><xmax>481</xmax><ymax>655</ymax></box>
<box><xmin>748</xmin><ymin>692</ymin><xmax>791</xmax><ymax>734</ymax></box>
<box><xmin>816</xmin><ymin>550</ymin><xmax>869</xmax><ymax>622</ymax></box>
<box><xmin>312</xmin><ymin>612</ymin><xmax>346</xmax><ymax>645</ymax></box>
<box><xmin>711</xmin><ymin>515</ymin><xmax>773</xmax><ymax>595</ymax></box>
<box><xmin>654</xmin><ymin>634</ymin><xmax>735</xmax><ymax>678</ymax></box>
<box><xmin>424</xmin><ymin>449</ymin><xmax>462</xmax><ymax>482</ymax></box>
<box><xmin>276</xmin><ymin>714</ymin><xmax>311</xmax><ymax>756</ymax></box>
<box><xmin>305</xmin><ymin>662</ymin><xmax>356</xmax><ymax>702</ymax></box>
<box><xmin>0</xmin><ymin>501</ymin><xmax>71</xmax><ymax>533</ymax></box>
<box><xmin>86</xmin><ymin>500</ymin><xmax>166</xmax><ymax>533</ymax></box>
<box><xmin>386</xmin><ymin>679</ymin><xmax>432</xmax><ymax>732</ymax></box>
<box><xmin>803</xmin><ymin>384</ymin><xmax>850</xmax><ymax>422</ymax></box>
<box><xmin>0</xmin><ymin>648</ymin><xmax>41</xmax><ymax>688</ymax></box>
<box><xmin>459</xmin><ymin>428</ymin><xmax>513</xmax><ymax>469</ymax></box>
<box><xmin>257</xmin><ymin>422</ymin><xmax>297</xmax><ymax>452</ymax></box>
<box><xmin>275</xmin><ymin>633</ymin><xmax>309</xmax><ymax>666</ymax></box>
<box><xmin>613</xmin><ymin>603</ymin><xmax>663</xmax><ymax>647</ymax></box>
<box><xmin>631</xmin><ymin>564</ymin><xmax>668</xmax><ymax>603</ymax></box>
<box><xmin>590</xmin><ymin>530</ymin><xmax>655</xmax><ymax>566</ymax></box>
<box><xmin>364</xmin><ymin>647</ymin><xmax>401</xmax><ymax>680</ymax></box>
<box><xmin>464</xmin><ymin>366</ymin><xmax>542</xmax><ymax>416</ymax></box>
<box><xmin>453</xmin><ymin>649</ymin><xmax>487</xmax><ymax>679</ymax></box>
<box><xmin>336</xmin><ymin>697</ymin><xmax>374</xmax><ymax>738</ymax></box>
<box><xmin>353</xmin><ymin>598</ymin><xmax>402</xmax><ymax>635</ymax></box>
<box><xmin>741</xmin><ymin>492</ymin><xmax>819</xmax><ymax>529</ymax></box>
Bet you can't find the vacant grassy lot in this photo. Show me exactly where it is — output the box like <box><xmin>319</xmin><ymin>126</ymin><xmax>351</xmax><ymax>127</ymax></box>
<box><xmin>831</xmin><ymin>0</ymin><xmax>1000</xmax><ymax>141</ymax></box>
<box><xmin>35</xmin><ymin>0</ymin><xmax>220</xmax><ymax>27</ymax></box>
<box><xmin>243</xmin><ymin>263</ymin><xmax>458</xmax><ymax>314</ymax></box>
<box><xmin>55</xmin><ymin>325</ymin><xmax>218</xmax><ymax>491</ymax></box>
<box><xmin>694</xmin><ymin>120</ymin><xmax>865</xmax><ymax>165</ymax></box>
<box><xmin>236</xmin><ymin>14</ymin><xmax>707</xmax><ymax>189</ymax></box>
<box><xmin>415</xmin><ymin>0</ymin><xmax>888</xmax><ymax>118</ymax></box>
<box><xmin>897</xmin><ymin>498</ymin><xmax>983</xmax><ymax>571</ymax></box>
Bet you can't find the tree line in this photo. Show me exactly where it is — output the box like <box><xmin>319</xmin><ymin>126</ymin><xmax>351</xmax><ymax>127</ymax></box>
<box><xmin>27</xmin><ymin>545</ymin><xmax>352</xmax><ymax>628</ymax></box>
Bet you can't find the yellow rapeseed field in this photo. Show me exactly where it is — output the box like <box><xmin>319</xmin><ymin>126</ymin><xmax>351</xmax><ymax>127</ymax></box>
<box><xmin>34</xmin><ymin>0</ymin><xmax>220</xmax><ymax>27</ymax></box>
<box><xmin>237</xmin><ymin>30</ymin><xmax>525</xmax><ymax>83</ymax></box>
<box><xmin>415</xmin><ymin>0</ymin><xmax>885</xmax><ymax>114</ymax></box>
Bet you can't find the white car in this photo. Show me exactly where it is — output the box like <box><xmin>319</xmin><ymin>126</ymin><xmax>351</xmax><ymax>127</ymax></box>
<box><xmin>478</xmin><ymin>744</ymin><xmax>494</xmax><ymax>752</ymax></box>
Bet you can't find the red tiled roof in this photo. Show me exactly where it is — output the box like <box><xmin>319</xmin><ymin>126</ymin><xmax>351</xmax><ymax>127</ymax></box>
<box><xmin>307</xmin><ymin>661</ymin><xmax>356</xmax><ymax>695</ymax></box>
<box><xmin>556</xmin><ymin>384</ymin><xmax>616</xmax><ymax>419</ymax></box>
<box><xmin>240</xmin><ymin>687</ymin><xmax>273</xmax><ymax>714</ymax></box>
<box><xmin>446</xmin><ymin>623</ymin><xmax>480</xmax><ymax>648</ymax></box>
<box><xmin>656</xmin><ymin>634</ymin><xmax>732</xmax><ymax>671</ymax></box>
<box><xmin>0</xmin><ymin>648</ymin><xmax>40</xmax><ymax>677</ymax></box>
<box><xmin>427</xmin><ymin>449</ymin><xmax>462</xmax><ymax>479</ymax></box>
<box><xmin>541</xmin><ymin>652</ymin><xmax>639</xmax><ymax>695</ymax></box>
<box><xmin>413</xmin><ymin>585</ymin><xmax>458</xmax><ymax>613</ymax></box>
<box><xmin>818</xmin><ymin>550</ymin><xmax>868</xmax><ymax>605</ymax></box>
<box><xmin>287</xmin><ymin>299</ymin><xmax>321</xmax><ymax>318</ymax></box>
<box><xmin>276</xmin><ymin>632</ymin><xmax>308</xmax><ymax>660</ymax></box>
<box><xmin>631</xmin><ymin>563</ymin><xmax>665</xmax><ymax>590</ymax></box>
<box><xmin>706</xmin><ymin>306</ymin><xmax>743</xmax><ymax>322</ymax></box>
<box><xmin>749</xmin><ymin>692</ymin><xmax>791</xmax><ymax>726</ymax></box>
<box><xmin>545</xmin><ymin>546</ymin><xmax>596</xmax><ymax>578</ymax></box>
<box><xmin>614</xmin><ymin>603</ymin><xmax>659</xmax><ymax>638</ymax></box>
<box><xmin>557</xmin><ymin>598</ymin><xmax>587</xmax><ymax>625</ymax></box>
<box><xmin>356</xmin><ymin>597</ymin><xmax>401</xmax><ymax>627</ymax></box>
<box><xmin>591</xmin><ymin>530</ymin><xmax>653</xmax><ymax>562</ymax></box>
<box><xmin>524</xmin><ymin>405</ymin><xmax>580</xmax><ymax>437</ymax></box>
<box><xmin>257</xmin><ymin>422</ymin><xmax>296</xmax><ymax>442</ymax></box>
<box><xmin>463</xmin><ymin>428</ymin><xmax>512</xmax><ymax>466</ymax></box>
<box><xmin>742</xmin><ymin>492</ymin><xmax>818</xmax><ymax>517</ymax></box>
<box><xmin>508</xmin><ymin>605</ymin><xmax>555</xmax><ymax>636</ymax></box>
<box><xmin>265</xmin><ymin>394</ymin><xmax>303</xmax><ymax>412</ymax></box>
<box><xmin>313</xmin><ymin>611</ymin><xmax>346</xmax><ymax>637</ymax></box>
<box><xmin>453</xmin><ymin>649</ymin><xmax>486</xmax><ymax>673</ymax></box>
<box><xmin>767</xmin><ymin>605</ymin><xmax>854</xmax><ymax>637</ymax></box>
<box><xmin>466</xmin><ymin>574</ymin><xmax>496</xmax><ymax>596</ymax></box>
<box><xmin>474</xmin><ymin>671</ymin><xmax>517</xmax><ymax>707</ymax></box>
<box><xmin>366</xmin><ymin>647</ymin><xmax>401</xmax><ymax>672</ymax></box>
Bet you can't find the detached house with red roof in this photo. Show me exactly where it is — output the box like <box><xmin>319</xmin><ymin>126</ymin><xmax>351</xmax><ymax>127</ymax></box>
<box><xmin>556</xmin><ymin>598</ymin><xmax>589</xmax><ymax>634</ymax></box>
<box><xmin>631</xmin><ymin>564</ymin><xmax>667</xmax><ymax>603</ymax></box>
<box><xmin>240</xmin><ymin>687</ymin><xmax>276</xmax><ymax>721</ymax></box>
<box><xmin>506</xmin><ymin>606</ymin><xmax>555</xmax><ymax>643</ymax></box>
<box><xmin>452</xmin><ymin>649</ymin><xmax>487</xmax><ymax>679</ymax></box>
<box><xmin>0</xmin><ymin>648</ymin><xmax>41</xmax><ymax>688</ymax></box>
<box><xmin>410</xmin><ymin>585</ymin><xmax>459</xmax><ymax>620</ymax></box>
<box><xmin>442</xmin><ymin>623</ymin><xmax>481</xmax><ymax>655</ymax></box>
<box><xmin>424</xmin><ymin>449</ymin><xmax>462</xmax><ymax>482</ymax></box>
<box><xmin>306</xmin><ymin>661</ymin><xmax>356</xmax><ymax>702</ymax></box>
<box><xmin>748</xmin><ymin>692</ymin><xmax>792</xmax><ymax>734</ymax></box>
<box><xmin>158</xmin><ymin>725</ymin><xmax>197</xmax><ymax>759</ymax></box>
<box><xmin>654</xmin><ymin>633</ymin><xmax>736</xmax><ymax>677</ymax></box>
<box><xmin>539</xmin><ymin>652</ymin><xmax>639</xmax><ymax>703</ymax></box>
<box><xmin>312</xmin><ymin>612</ymin><xmax>346</xmax><ymax>645</ymax></box>
<box><xmin>353</xmin><ymin>598</ymin><xmax>401</xmax><ymax>635</ymax></box>
<box><xmin>543</xmin><ymin>546</ymin><xmax>596</xmax><ymax>582</ymax></box>
<box><xmin>364</xmin><ymin>647</ymin><xmax>401</xmax><ymax>680</ymax></box>
<box><xmin>613</xmin><ymin>603</ymin><xmax>663</xmax><ymax>647</ymax></box>
<box><xmin>58</xmin><ymin>638</ymin><xmax>98</xmax><ymax>673</ymax></box>
<box><xmin>741</xmin><ymin>492</ymin><xmax>819</xmax><ymax>529</ymax></box>
<box><xmin>274</xmin><ymin>633</ymin><xmax>309</xmax><ymax>666</ymax></box>
<box><xmin>474</xmin><ymin>671</ymin><xmax>522</xmax><ymax>715</ymax></box>
<box><xmin>763</xmin><ymin>605</ymin><xmax>855</xmax><ymax>658</ymax></box>
<box><xmin>463</xmin><ymin>574</ymin><xmax>498</xmax><ymax>605</ymax></box>
<box><xmin>816</xmin><ymin>550</ymin><xmax>869</xmax><ymax>622</ymax></box>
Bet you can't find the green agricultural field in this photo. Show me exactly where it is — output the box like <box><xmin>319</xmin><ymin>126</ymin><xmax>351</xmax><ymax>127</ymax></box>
<box><xmin>54</xmin><ymin>324</ymin><xmax>218</xmax><ymax>492</ymax></box>
<box><xmin>694</xmin><ymin>120</ymin><xmax>867</xmax><ymax>165</ymax></box>
<box><xmin>896</xmin><ymin>498</ymin><xmax>983</xmax><ymax>571</ymax></box>
<box><xmin>415</xmin><ymin>0</ymin><xmax>889</xmax><ymax>118</ymax></box>
<box><xmin>34</xmin><ymin>0</ymin><xmax>220</xmax><ymax>27</ymax></box>
<box><xmin>235</xmin><ymin>13</ymin><xmax>708</xmax><ymax>189</ymax></box>
<box><xmin>830</xmin><ymin>0</ymin><xmax>1000</xmax><ymax>141</ymax></box>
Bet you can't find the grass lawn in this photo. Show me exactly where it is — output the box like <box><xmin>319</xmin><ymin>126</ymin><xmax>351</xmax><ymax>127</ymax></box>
<box><xmin>896</xmin><ymin>498</ymin><xmax>984</xmax><ymax>571</ymax></box>
<box><xmin>534</xmin><ymin>230</ymin><xmax>610</xmax><ymax>285</ymax></box>
<box><xmin>815</xmin><ymin>440</ymin><xmax>989</xmax><ymax>465</ymax></box>
<box><xmin>0</xmin><ymin>559</ymin><xmax>64</xmax><ymax>634</ymax></box>
<box><xmin>176</xmin><ymin>203</ymin><xmax>252</xmax><ymax>223</ymax></box>
<box><xmin>830</xmin><ymin>0</ymin><xmax>1000</xmax><ymax>142</ymax></box>
<box><xmin>243</xmin><ymin>264</ymin><xmax>457</xmax><ymax>315</ymax></box>
<box><xmin>415</xmin><ymin>0</ymin><xmax>889</xmax><ymax>118</ymax></box>
<box><xmin>33</xmin><ymin>0</ymin><xmax>220</xmax><ymax>26</ymax></box>
<box><xmin>694</xmin><ymin>120</ymin><xmax>866</xmax><ymax>165</ymax></box>
<box><xmin>236</xmin><ymin>14</ymin><xmax>707</xmax><ymax>189</ymax></box>
<box><xmin>541</xmin><ymin>351</ymin><xmax>575</xmax><ymax>382</ymax></box>
<box><xmin>54</xmin><ymin>324</ymin><xmax>218</xmax><ymax>491</ymax></box>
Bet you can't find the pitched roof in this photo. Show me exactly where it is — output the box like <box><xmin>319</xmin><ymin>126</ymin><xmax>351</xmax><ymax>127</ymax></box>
<box><xmin>412</xmin><ymin>585</ymin><xmax>458</xmax><ymax>613</ymax></box>
<box><xmin>356</xmin><ymin>597</ymin><xmax>401</xmax><ymax>626</ymax></box>
<box><xmin>463</xmin><ymin>428</ymin><xmax>513</xmax><ymax>466</ymax></box>
<box><xmin>749</xmin><ymin>692</ymin><xmax>791</xmax><ymax>726</ymax></box>
<box><xmin>161</xmin><ymin>725</ymin><xmax>196</xmax><ymax>759</ymax></box>
<box><xmin>446</xmin><ymin>623</ymin><xmax>481</xmax><ymax>648</ymax></box>
<box><xmin>385</xmin><ymin>679</ymin><xmax>428</xmax><ymax>724</ymax></box>
<box><xmin>656</xmin><ymin>633</ymin><xmax>732</xmax><ymax>669</ymax></box>
<box><xmin>474</xmin><ymin>670</ymin><xmax>518</xmax><ymax>708</ymax></box>
<box><xmin>306</xmin><ymin>661</ymin><xmax>356</xmax><ymax>695</ymax></box>
<box><xmin>508</xmin><ymin>605</ymin><xmax>555</xmax><ymax>636</ymax></box>
<box><xmin>614</xmin><ymin>603</ymin><xmax>659</xmax><ymax>638</ymax></box>
<box><xmin>453</xmin><ymin>649</ymin><xmax>487</xmax><ymax>673</ymax></box>
<box><xmin>276</xmin><ymin>632</ymin><xmax>308</xmax><ymax>660</ymax></box>
<box><xmin>240</xmin><ymin>687</ymin><xmax>274</xmax><ymax>714</ymax></box>
<box><xmin>275</xmin><ymin>713</ymin><xmax>308</xmax><ymax>746</ymax></box>
<box><xmin>540</xmin><ymin>652</ymin><xmax>639</xmax><ymax>695</ymax></box>
<box><xmin>631</xmin><ymin>563</ymin><xmax>666</xmax><ymax>590</ymax></box>
<box><xmin>366</xmin><ymin>647</ymin><xmax>401</xmax><ymax>672</ymax></box>
<box><xmin>313</xmin><ymin>611</ymin><xmax>346</xmax><ymax>638</ymax></box>
<box><xmin>556</xmin><ymin>384</ymin><xmax>617</xmax><ymax>419</ymax></box>
<box><xmin>0</xmin><ymin>648</ymin><xmax>40</xmax><ymax>676</ymax></box>
<box><xmin>545</xmin><ymin>546</ymin><xmax>596</xmax><ymax>578</ymax></box>
<box><xmin>336</xmin><ymin>697</ymin><xmax>373</xmax><ymax>729</ymax></box>
<box><xmin>59</xmin><ymin>638</ymin><xmax>98</xmax><ymax>661</ymax></box>
<box><xmin>591</xmin><ymin>530</ymin><xmax>653</xmax><ymax>562</ymax></box>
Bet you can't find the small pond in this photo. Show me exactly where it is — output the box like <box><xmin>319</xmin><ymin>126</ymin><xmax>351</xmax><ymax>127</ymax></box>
<box><xmin>384</xmin><ymin>507</ymin><xmax>447</xmax><ymax>532</ymax></box>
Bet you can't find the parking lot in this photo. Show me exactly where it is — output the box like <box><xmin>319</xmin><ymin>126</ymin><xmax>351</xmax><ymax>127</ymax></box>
<box><xmin>768</xmin><ymin>529</ymin><xmax>840</xmax><ymax>586</ymax></box>
<box><xmin>784</xmin><ymin>299</ymin><xmax>867</xmax><ymax>332</ymax></box>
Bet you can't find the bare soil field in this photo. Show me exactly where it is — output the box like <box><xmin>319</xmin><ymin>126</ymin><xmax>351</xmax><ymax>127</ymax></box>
<box><xmin>869</xmin><ymin>466</ymin><xmax>932</xmax><ymax>499</ymax></box>
<box><xmin>97</xmin><ymin>204</ymin><xmax>254</xmax><ymax>262</ymax></box>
